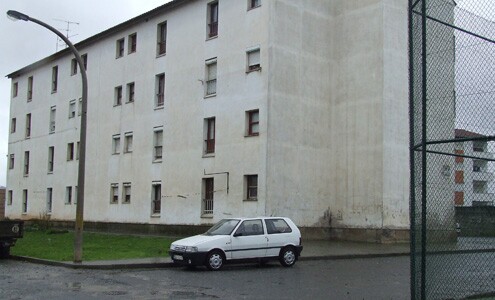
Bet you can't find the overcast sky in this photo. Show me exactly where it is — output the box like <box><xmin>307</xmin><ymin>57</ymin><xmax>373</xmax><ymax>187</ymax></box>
<box><xmin>0</xmin><ymin>1</ymin><xmax>491</xmax><ymax>187</ymax></box>
<box><xmin>0</xmin><ymin>0</ymin><xmax>171</xmax><ymax>186</ymax></box>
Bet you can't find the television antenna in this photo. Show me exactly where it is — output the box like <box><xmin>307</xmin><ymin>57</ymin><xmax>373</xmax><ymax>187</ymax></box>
<box><xmin>53</xmin><ymin>18</ymin><xmax>80</xmax><ymax>52</ymax></box>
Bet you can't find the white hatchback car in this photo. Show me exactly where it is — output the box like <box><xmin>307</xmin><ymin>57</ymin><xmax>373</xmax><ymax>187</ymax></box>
<box><xmin>169</xmin><ymin>217</ymin><xmax>303</xmax><ymax>270</ymax></box>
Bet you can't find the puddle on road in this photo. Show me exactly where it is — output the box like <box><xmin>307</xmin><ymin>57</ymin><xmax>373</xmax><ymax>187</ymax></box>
<box><xmin>66</xmin><ymin>282</ymin><xmax>82</xmax><ymax>292</ymax></box>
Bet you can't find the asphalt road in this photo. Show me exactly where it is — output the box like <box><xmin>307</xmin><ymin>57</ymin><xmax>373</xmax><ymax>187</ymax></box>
<box><xmin>0</xmin><ymin>257</ymin><xmax>410</xmax><ymax>300</ymax></box>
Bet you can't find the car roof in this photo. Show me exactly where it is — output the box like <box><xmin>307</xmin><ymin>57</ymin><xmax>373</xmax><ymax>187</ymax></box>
<box><xmin>228</xmin><ymin>217</ymin><xmax>291</xmax><ymax>221</ymax></box>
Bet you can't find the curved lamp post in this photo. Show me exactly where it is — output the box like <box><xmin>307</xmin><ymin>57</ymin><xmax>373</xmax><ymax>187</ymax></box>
<box><xmin>7</xmin><ymin>10</ymin><xmax>88</xmax><ymax>263</ymax></box>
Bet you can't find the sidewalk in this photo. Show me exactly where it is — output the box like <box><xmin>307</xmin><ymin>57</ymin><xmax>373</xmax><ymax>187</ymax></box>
<box><xmin>11</xmin><ymin>240</ymin><xmax>410</xmax><ymax>269</ymax></box>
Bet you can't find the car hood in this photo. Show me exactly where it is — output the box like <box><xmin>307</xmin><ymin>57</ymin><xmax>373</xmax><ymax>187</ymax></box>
<box><xmin>172</xmin><ymin>234</ymin><xmax>229</xmax><ymax>247</ymax></box>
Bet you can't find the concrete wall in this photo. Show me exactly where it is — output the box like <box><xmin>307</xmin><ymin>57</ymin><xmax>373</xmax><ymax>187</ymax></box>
<box><xmin>265</xmin><ymin>0</ymin><xmax>409</xmax><ymax>240</ymax></box>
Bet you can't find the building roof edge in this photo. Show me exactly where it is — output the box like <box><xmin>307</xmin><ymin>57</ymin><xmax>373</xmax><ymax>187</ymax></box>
<box><xmin>6</xmin><ymin>0</ymin><xmax>189</xmax><ymax>79</ymax></box>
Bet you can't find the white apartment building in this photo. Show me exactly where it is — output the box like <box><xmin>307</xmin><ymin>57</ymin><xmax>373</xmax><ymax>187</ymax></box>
<box><xmin>454</xmin><ymin>129</ymin><xmax>495</xmax><ymax>207</ymax></box>
<box><xmin>6</xmin><ymin>0</ymin><xmax>410</xmax><ymax>242</ymax></box>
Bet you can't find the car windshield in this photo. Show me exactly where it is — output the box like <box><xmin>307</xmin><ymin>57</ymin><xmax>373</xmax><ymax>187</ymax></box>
<box><xmin>204</xmin><ymin>219</ymin><xmax>240</xmax><ymax>236</ymax></box>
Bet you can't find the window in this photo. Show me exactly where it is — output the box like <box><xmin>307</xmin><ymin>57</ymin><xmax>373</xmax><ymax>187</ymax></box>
<box><xmin>49</xmin><ymin>106</ymin><xmax>56</xmax><ymax>133</ymax></box>
<box><xmin>67</xmin><ymin>142</ymin><xmax>75</xmax><ymax>161</ymax></box>
<box><xmin>9</xmin><ymin>154</ymin><xmax>14</xmax><ymax>170</ymax></box>
<box><xmin>127</xmin><ymin>82</ymin><xmax>135</xmax><ymax>103</ymax></box>
<box><xmin>204</xmin><ymin>117</ymin><xmax>215</xmax><ymax>154</ymax></box>
<box><xmin>12</xmin><ymin>82</ymin><xmax>18</xmax><ymax>98</ymax></box>
<box><xmin>123</xmin><ymin>182</ymin><xmax>132</xmax><ymax>203</ymax></box>
<box><xmin>152</xmin><ymin>182</ymin><xmax>161</xmax><ymax>214</ymax></box>
<box><xmin>25</xmin><ymin>113</ymin><xmax>31</xmax><ymax>138</ymax></box>
<box><xmin>473</xmin><ymin>181</ymin><xmax>487</xmax><ymax>194</ymax></box>
<box><xmin>71</xmin><ymin>58</ymin><xmax>78</xmax><ymax>75</ymax></box>
<box><xmin>265</xmin><ymin>219</ymin><xmax>292</xmax><ymax>234</ymax></box>
<box><xmin>10</xmin><ymin>118</ymin><xmax>16</xmax><ymax>133</ymax></box>
<box><xmin>116</xmin><ymin>38</ymin><xmax>125</xmax><ymax>58</ymax></box>
<box><xmin>247</xmin><ymin>48</ymin><xmax>261</xmax><ymax>71</ymax></box>
<box><xmin>157</xmin><ymin>22</ymin><xmax>167</xmax><ymax>56</ymax></box>
<box><xmin>248</xmin><ymin>0</ymin><xmax>261</xmax><ymax>9</ymax></box>
<box><xmin>235</xmin><ymin>219</ymin><xmax>264</xmax><ymax>236</ymax></box>
<box><xmin>128</xmin><ymin>33</ymin><xmax>137</xmax><ymax>54</ymax></box>
<box><xmin>473</xmin><ymin>141</ymin><xmax>486</xmax><ymax>152</ymax></box>
<box><xmin>74</xmin><ymin>186</ymin><xmax>78</xmax><ymax>204</ymax></box>
<box><xmin>27</xmin><ymin>76</ymin><xmax>33</xmax><ymax>101</ymax></box>
<box><xmin>51</xmin><ymin>66</ymin><xmax>58</xmax><ymax>93</ymax></box>
<box><xmin>47</xmin><ymin>188</ymin><xmax>53</xmax><ymax>213</ymax></box>
<box><xmin>245</xmin><ymin>175</ymin><xmax>258</xmax><ymax>200</ymax></box>
<box><xmin>124</xmin><ymin>132</ymin><xmax>133</xmax><ymax>153</ymax></box>
<box><xmin>82</xmin><ymin>54</ymin><xmax>88</xmax><ymax>71</ymax></box>
<box><xmin>207</xmin><ymin>1</ymin><xmax>219</xmax><ymax>38</ymax></box>
<box><xmin>66</xmin><ymin>186</ymin><xmax>72</xmax><ymax>204</ymax></box>
<box><xmin>110</xmin><ymin>183</ymin><xmax>119</xmax><ymax>204</ymax></box>
<box><xmin>156</xmin><ymin>73</ymin><xmax>165</xmax><ymax>108</ymax></box>
<box><xmin>78</xmin><ymin>98</ymin><xmax>82</xmax><ymax>116</ymax></box>
<box><xmin>202</xmin><ymin>178</ymin><xmax>214</xmax><ymax>215</ymax></box>
<box><xmin>48</xmin><ymin>146</ymin><xmax>54</xmax><ymax>173</ymax></box>
<box><xmin>153</xmin><ymin>128</ymin><xmax>163</xmax><ymax>161</ymax></box>
<box><xmin>112</xmin><ymin>134</ymin><xmax>121</xmax><ymax>154</ymax></box>
<box><xmin>24</xmin><ymin>151</ymin><xmax>29</xmax><ymax>176</ymax></box>
<box><xmin>205</xmin><ymin>58</ymin><xmax>217</xmax><ymax>96</ymax></box>
<box><xmin>76</xmin><ymin>142</ymin><xmax>80</xmax><ymax>160</ymax></box>
<box><xmin>7</xmin><ymin>190</ymin><xmax>13</xmax><ymax>206</ymax></box>
<box><xmin>454</xmin><ymin>191</ymin><xmax>464</xmax><ymax>206</ymax></box>
<box><xmin>69</xmin><ymin>100</ymin><xmax>76</xmax><ymax>118</ymax></box>
<box><xmin>22</xmin><ymin>190</ymin><xmax>28</xmax><ymax>213</ymax></box>
<box><xmin>247</xmin><ymin>110</ymin><xmax>259</xmax><ymax>136</ymax></box>
<box><xmin>115</xmin><ymin>86</ymin><xmax>123</xmax><ymax>106</ymax></box>
<box><xmin>455</xmin><ymin>170</ymin><xmax>464</xmax><ymax>184</ymax></box>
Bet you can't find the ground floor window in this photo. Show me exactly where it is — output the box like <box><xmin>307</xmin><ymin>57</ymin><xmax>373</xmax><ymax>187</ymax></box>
<box><xmin>123</xmin><ymin>182</ymin><xmax>132</xmax><ymax>203</ymax></box>
<box><xmin>152</xmin><ymin>182</ymin><xmax>161</xmax><ymax>215</ymax></box>
<box><xmin>202</xmin><ymin>178</ymin><xmax>214</xmax><ymax>215</ymax></box>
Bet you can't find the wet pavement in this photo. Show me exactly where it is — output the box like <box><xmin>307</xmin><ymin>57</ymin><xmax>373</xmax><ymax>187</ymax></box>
<box><xmin>11</xmin><ymin>239</ymin><xmax>411</xmax><ymax>269</ymax></box>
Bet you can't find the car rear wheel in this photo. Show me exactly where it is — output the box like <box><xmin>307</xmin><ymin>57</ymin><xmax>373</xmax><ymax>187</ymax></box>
<box><xmin>279</xmin><ymin>247</ymin><xmax>296</xmax><ymax>267</ymax></box>
<box><xmin>205</xmin><ymin>250</ymin><xmax>224</xmax><ymax>271</ymax></box>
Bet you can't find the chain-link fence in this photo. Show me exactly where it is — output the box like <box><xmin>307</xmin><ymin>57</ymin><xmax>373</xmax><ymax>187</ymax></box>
<box><xmin>410</xmin><ymin>0</ymin><xmax>495</xmax><ymax>299</ymax></box>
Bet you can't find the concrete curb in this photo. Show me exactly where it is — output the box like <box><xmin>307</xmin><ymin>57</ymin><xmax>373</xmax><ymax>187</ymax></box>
<box><xmin>10</xmin><ymin>255</ymin><xmax>178</xmax><ymax>270</ymax></box>
<box><xmin>10</xmin><ymin>251</ymin><xmax>410</xmax><ymax>270</ymax></box>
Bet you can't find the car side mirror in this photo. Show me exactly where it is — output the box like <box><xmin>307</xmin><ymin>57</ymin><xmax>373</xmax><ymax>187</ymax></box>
<box><xmin>233</xmin><ymin>232</ymin><xmax>243</xmax><ymax>237</ymax></box>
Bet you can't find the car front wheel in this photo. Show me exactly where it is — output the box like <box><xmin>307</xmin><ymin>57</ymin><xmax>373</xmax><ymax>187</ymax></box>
<box><xmin>279</xmin><ymin>247</ymin><xmax>297</xmax><ymax>267</ymax></box>
<box><xmin>205</xmin><ymin>250</ymin><xmax>224</xmax><ymax>271</ymax></box>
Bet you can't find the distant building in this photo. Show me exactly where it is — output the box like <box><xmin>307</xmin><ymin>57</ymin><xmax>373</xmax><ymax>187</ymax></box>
<box><xmin>454</xmin><ymin>129</ymin><xmax>495</xmax><ymax>207</ymax></box>
<box><xmin>6</xmin><ymin>0</ymin><xmax>411</xmax><ymax>242</ymax></box>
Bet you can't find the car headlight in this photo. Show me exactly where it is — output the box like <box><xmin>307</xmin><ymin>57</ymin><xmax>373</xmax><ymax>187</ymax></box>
<box><xmin>185</xmin><ymin>246</ymin><xmax>198</xmax><ymax>252</ymax></box>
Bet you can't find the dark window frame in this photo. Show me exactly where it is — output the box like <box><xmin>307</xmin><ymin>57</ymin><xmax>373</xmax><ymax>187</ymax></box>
<box><xmin>246</xmin><ymin>175</ymin><xmax>258</xmax><ymax>200</ymax></box>
<box><xmin>247</xmin><ymin>110</ymin><xmax>260</xmax><ymax>136</ymax></box>
<box><xmin>205</xmin><ymin>118</ymin><xmax>215</xmax><ymax>154</ymax></box>
<box><xmin>116</xmin><ymin>38</ymin><xmax>125</xmax><ymax>58</ymax></box>
<box><xmin>156</xmin><ymin>74</ymin><xmax>165</xmax><ymax>108</ymax></box>
<box><xmin>157</xmin><ymin>22</ymin><xmax>167</xmax><ymax>56</ymax></box>
<box><xmin>152</xmin><ymin>182</ymin><xmax>161</xmax><ymax>214</ymax></box>
<box><xmin>208</xmin><ymin>2</ymin><xmax>219</xmax><ymax>38</ymax></box>
<box><xmin>51</xmin><ymin>66</ymin><xmax>58</xmax><ymax>93</ymax></box>
<box><xmin>128</xmin><ymin>33</ymin><xmax>137</xmax><ymax>54</ymax></box>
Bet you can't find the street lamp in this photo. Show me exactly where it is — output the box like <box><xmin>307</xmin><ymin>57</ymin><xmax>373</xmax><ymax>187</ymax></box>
<box><xmin>7</xmin><ymin>10</ymin><xmax>88</xmax><ymax>263</ymax></box>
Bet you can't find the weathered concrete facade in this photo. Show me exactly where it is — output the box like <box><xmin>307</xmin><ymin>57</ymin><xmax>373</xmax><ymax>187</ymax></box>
<box><xmin>6</xmin><ymin>0</ymin><xmax>409</xmax><ymax>242</ymax></box>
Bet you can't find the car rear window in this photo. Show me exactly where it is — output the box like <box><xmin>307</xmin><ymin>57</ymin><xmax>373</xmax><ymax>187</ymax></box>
<box><xmin>265</xmin><ymin>219</ymin><xmax>292</xmax><ymax>234</ymax></box>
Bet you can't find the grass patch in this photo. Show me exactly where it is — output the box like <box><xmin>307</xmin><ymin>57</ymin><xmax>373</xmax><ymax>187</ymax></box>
<box><xmin>11</xmin><ymin>230</ymin><xmax>174</xmax><ymax>261</ymax></box>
